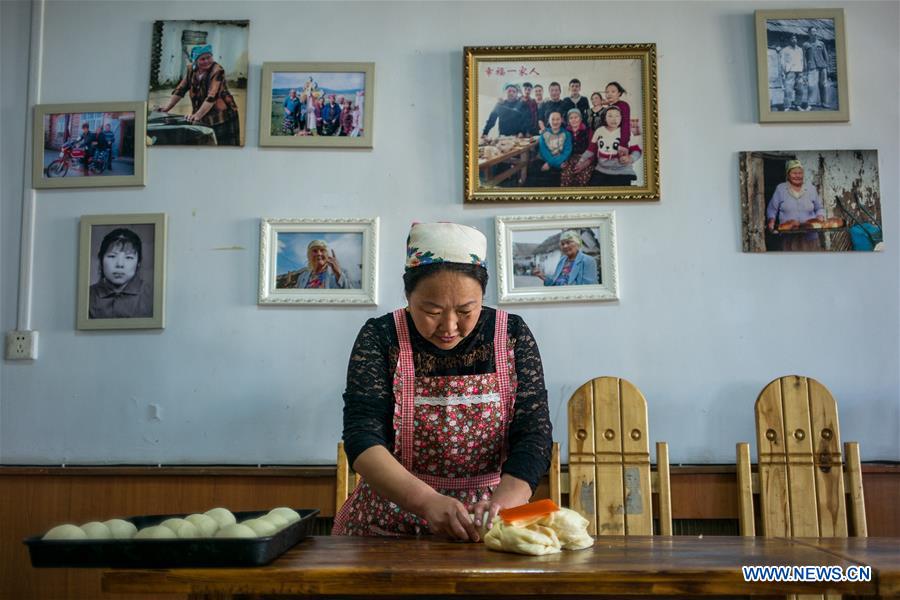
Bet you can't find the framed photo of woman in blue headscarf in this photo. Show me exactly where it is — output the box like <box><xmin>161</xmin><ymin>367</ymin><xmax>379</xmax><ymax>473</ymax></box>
<box><xmin>495</xmin><ymin>213</ymin><xmax>619</xmax><ymax>304</ymax></box>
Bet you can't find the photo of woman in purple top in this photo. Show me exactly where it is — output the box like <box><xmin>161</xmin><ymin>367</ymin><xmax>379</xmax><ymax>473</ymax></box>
<box><xmin>766</xmin><ymin>160</ymin><xmax>825</xmax><ymax>251</ymax></box>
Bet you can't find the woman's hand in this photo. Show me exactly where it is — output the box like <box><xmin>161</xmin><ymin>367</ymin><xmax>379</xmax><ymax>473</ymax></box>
<box><xmin>326</xmin><ymin>249</ymin><xmax>342</xmax><ymax>281</ymax></box>
<box><xmin>619</xmin><ymin>153</ymin><xmax>632</xmax><ymax>165</ymax></box>
<box><xmin>541</xmin><ymin>162</ymin><xmax>550</xmax><ymax>172</ymax></box>
<box><xmin>472</xmin><ymin>475</ymin><xmax>533</xmax><ymax>532</ymax></box>
<box><xmin>418</xmin><ymin>492</ymin><xmax>479</xmax><ymax>541</ymax></box>
<box><xmin>531</xmin><ymin>267</ymin><xmax>545</xmax><ymax>279</ymax></box>
<box><xmin>767</xmin><ymin>218</ymin><xmax>776</xmax><ymax>232</ymax></box>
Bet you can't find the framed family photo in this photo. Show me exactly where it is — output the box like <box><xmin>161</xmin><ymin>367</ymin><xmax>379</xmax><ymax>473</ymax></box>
<box><xmin>147</xmin><ymin>19</ymin><xmax>249</xmax><ymax>146</ymax></box>
<box><xmin>464</xmin><ymin>44</ymin><xmax>658</xmax><ymax>203</ymax></box>
<box><xmin>33</xmin><ymin>102</ymin><xmax>147</xmax><ymax>189</ymax></box>
<box><xmin>755</xmin><ymin>9</ymin><xmax>849</xmax><ymax>122</ymax></box>
<box><xmin>259</xmin><ymin>62</ymin><xmax>374</xmax><ymax>148</ymax></box>
<box><xmin>495</xmin><ymin>212</ymin><xmax>619</xmax><ymax>304</ymax></box>
<box><xmin>77</xmin><ymin>213</ymin><xmax>167</xmax><ymax>330</ymax></box>
<box><xmin>258</xmin><ymin>217</ymin><xmax>379</xmax><ymax>305</ymax></box>
<box><xmin>739</xmin><ymin>149</ymin><xmax>882</xmax><ymax>253</ymax></box>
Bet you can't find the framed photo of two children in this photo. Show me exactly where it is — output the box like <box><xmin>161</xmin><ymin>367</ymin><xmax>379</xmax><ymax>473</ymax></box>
<box><xmin>464</xmin><ymin>44</ymin><xmax>659</xmax><ymax>203</ymax></box>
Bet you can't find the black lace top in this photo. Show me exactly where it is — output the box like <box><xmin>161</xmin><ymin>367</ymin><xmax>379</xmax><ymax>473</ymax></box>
<box><xmin>342</xmin><ymin>306</ymin><xmax>552</xmax><ymax>491</ymax></box>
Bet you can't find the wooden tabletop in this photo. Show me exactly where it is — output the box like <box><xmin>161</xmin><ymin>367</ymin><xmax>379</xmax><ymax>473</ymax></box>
<box><xmin>101</xmin><ymin>535</ymin><xmax>896</xmax><ymax>598</ymax></box>
<box><xmin>789</xmin><ymin>537</ymin><xmax>900</xmax><ymax>597</ymax></box>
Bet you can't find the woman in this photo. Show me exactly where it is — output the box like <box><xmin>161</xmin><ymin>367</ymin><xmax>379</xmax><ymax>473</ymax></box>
<box><xmin>156</xmin><ymin>44</ymin><xmax>241</xmax><ymax>146</ymax></box>
<box><xmin>601</xmin><ymin>81</ymin><xmax>631</xmax><ymax>151</ymax></box>
<box><xmin>295</xmin><ymin>239</ymin><xmax>352</xmax><ymax>289</ymax></box>
<box><xmin>586</xmin><ymin>92</ymin><xmax>605</xmax><ymax>132</ymax></box>
<box><xmin>766</xmin><ymin>160</ymin><xmax>825</xmax><ymax>251</ymax></box>
<box><xmin>89</xmin><ymin>228</ymin><xmax>153</xmax><ymax>319</ymax></box>
<box><xmin>531</xmin><ymin>230</ymin><xmax>598</xmax><ymax>286</ymax></box>
<box><xmin>560</xmin><ymin>109</ymin><xmax>592</xmax><ymax>187</ymax></box>
<box><xmin>537</xmin><ymin>111</ymin><xmax>571</xmax><ymax>176</ymax></box>
<box><xmin>333</xmin><ymin>223</ymin><xmax>551</xmax><ymax>540</ymax></box>
<box><xmin>575</xmin><ymin>106</ymin><xmax>641</xmax><ymax>186</ymax></box>
<box><xmin>282</xmin><ymin>89</ymin><xmax>302</xmax><ymax>135</ymax></box>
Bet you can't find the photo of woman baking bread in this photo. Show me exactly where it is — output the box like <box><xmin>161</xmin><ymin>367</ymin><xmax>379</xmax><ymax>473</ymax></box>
<box><xmin>333</xmin><ymin>222</ymin><xmax>553</xmax><ymax>540</ymax></box>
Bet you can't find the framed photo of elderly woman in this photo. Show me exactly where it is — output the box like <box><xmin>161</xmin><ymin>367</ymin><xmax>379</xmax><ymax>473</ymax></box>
<box><xmin>495</xmin><ymin>213</ymin><xmax>619</xmax><ymax>304</ymax></box>
<box><xmin>147</xmin><ymin>19</ymin><xmax>249</xmax><ymax>146</ymax></box>
<box><xmin>259</xmin><ymin>62</ymin><xmax>374</xmax><ymax>148</ymax></box>
<box><xmin>755</xmin><ymin>9</ymin><xmax>849</xmax><ymax>123</ymax></box>
<box><xmin>33</xmin><ymin>102</ymin><xmax>147</xmax><ymax>189</ymax></box>
<box><xmin>739</xmin><ymin>150</ymin><xmax>883</xmax><ymax>252</ymax></box>
<box><xmin>76</xmin><ymin>213</ymin><xmax>167</xmax><ymax>330</ymax></box>
<box><xmin>258</xmin><ymin>217</ymin><xmax>379</xmax><ymax>305</ymax></box>
<box><xmin>464</xmin><ymin>44</ymin><xmax>659</xmax><ymax>203</ymax></box>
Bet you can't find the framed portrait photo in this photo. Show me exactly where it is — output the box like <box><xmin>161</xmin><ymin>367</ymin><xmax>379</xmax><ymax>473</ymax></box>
<box><xmin>259</xmin><ymin>62</ymin><xmax>374</xmax><ymax>148</ymax></box>
<box><xmin>739</xmin><ymin>149</ymin><xmax>882</xmax><ymax>253</ymax></box>
<box><xmin>77</xmin><ymin>213</ymin><xmax>167</xmax><ymax>330</ymax></box>
<box><xmin>258</xmin><ymin>217</ymin><xmax>379</xmax><ymax>305</ymax></box>
<box><xmin>495</xmin><ymin>212</ymin><xmax>619</xmax><ymax>304</ymax></box>
<box><xmin>33</xmin><ymin>102</ymin><xmax>147</xmax><ymax>189</ymax></box>
<box><xmin>464</xmin><ymin>44</ymin><xmax>658</xmax><ymax>203</ymax></box>
<box><xmin>147</xmin><ymin>19</ymin><xmax>249</xmax><ymax>146</ymax></box>
<box><xmin>755</xmin><ymin>9</ymin><xmax>849</xmax><ymax>122</ymax></box>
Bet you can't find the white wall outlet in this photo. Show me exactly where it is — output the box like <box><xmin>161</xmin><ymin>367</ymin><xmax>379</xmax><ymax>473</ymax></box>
<box><xmin>5</xmin><ymin>330</ymin><xmax>39</xmax><ymax>360</ymax></box>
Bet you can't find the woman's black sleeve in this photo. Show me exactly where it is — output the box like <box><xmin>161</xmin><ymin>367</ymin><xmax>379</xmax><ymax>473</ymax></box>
<box><xmin>341</xmin><ymin>318</ymin><xmax>394</xmax><ymax>467</ymax></box>
<box><xmin>501</xmin><ymin>316</ymin><xmax>553</xmax><ymax>492</ymax></box>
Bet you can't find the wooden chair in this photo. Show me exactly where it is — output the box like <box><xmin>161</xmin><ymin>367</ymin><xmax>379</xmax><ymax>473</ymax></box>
<box><xmin>335</xmin><ymin>441</ymin><xmax>358</xmax><ymax>515</ymax></box>
<box><xmin>549</xmin><ymin>376</ymin><xmax>672</xmax><ymax>536</ymax></box>
<box><xmin>736</xmin><ymin>375</ymin><xmax>867</xmax><ymax>600</ymax></box>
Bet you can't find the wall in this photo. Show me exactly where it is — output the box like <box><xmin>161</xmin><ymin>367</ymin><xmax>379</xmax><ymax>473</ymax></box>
<box><xmin>1</xmin><ymin>1</ymin><xmax>898</xmax><ymax>465</ymax></box>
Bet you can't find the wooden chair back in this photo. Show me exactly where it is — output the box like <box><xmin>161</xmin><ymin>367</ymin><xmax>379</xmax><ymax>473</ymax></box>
<box><xmin>335</xmin><ymin>441</ymin><xmax>358</xmax><ymax>515</ymax></box>
<box><xmin>550</xmin><ymin>376</ymin><xmax>672</xmax><ymax>536</ymax></box>
<box><xmin>736</xmin><ymin>375</ymin><xmax>867</xmax><ymax>539</ymax></box>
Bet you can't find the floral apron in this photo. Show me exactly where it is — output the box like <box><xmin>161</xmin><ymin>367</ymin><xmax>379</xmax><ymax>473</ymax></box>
<box><xmin>333</xmin><ymin>308</ymin><xmax>515</xmax><ymax>536</ymax></box>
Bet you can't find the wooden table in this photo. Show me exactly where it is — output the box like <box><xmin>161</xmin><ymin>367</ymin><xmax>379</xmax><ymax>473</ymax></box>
<box><xmin>478</xmin><ymin>140</ymin><xmax>537</xmax><ymax>187</ymax></box>
<box><xmin>101</xmin><ymin>535</ymin><xmax>899</xmax><ymax>598</ymax></box>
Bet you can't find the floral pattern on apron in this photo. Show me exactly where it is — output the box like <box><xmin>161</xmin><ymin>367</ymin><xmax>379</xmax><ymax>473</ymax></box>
<box><xmin>333</xmin><ymin>308</ymin><xmax>515</xmax><ymax>536</ymax></box>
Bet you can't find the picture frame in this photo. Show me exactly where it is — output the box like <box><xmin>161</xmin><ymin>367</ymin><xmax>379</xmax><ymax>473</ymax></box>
<box><xmin>33</xmin><ymin>102</ymin><xmax>147</xmax><ymax>189</ymax></box>
<box><xmin>147</xmin><ymin>19</ymin><xmax>249</xmax><ymax>147</ymax></box>
<box><xmin>755</xmin><ymin>9</ymin><xmax>849</xmax><ymax>122</ymax></box>
<box><xmin>739</xmin><ymin>149</ymin><xmax>882</xmax><ymax>253</ymax></box>
<box><xmin>258</xmin><ymin>217</ymin><xmax>379</xmax><ymax>305</ymax></box>
<box><xmin>464</xmin><ymin>44</ymin><xmax>658</xmax><ymax>203</ymax></box>
<box><xmin>259</xmin><ymin>62</ymin><xmax>375</xmax><ymax>148</ymax></box>
<box><xmin>77</xmin><ymin>213</ymin><xmax>167</xmax><ymax>330</ymax></box>
<box><xmin>495</xmin><ymin>212</ymin><xmax>619</xmax><ymax>304</ymax></box>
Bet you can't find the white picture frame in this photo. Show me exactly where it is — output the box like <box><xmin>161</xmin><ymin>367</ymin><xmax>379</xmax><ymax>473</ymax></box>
<box><xmin>496</xmin><ymin>212</ymin><xmax>619</xmax><ymax>304</ymax></box>
<box><xmin>258</xmin><ymin>217</ymin><xmax>378</xmax><ymax>305</ymax></box>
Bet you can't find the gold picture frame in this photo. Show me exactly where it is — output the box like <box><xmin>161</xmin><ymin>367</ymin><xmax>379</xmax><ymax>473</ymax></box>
<box><xmin>755</xmin><ymin>9</ymin><xmax>849</xmax><ymax>123</ymax></box>
<box><xmin>464</xmin><ymin>44</ymin><xmax>658</xmax><ymax>203</ymax></box>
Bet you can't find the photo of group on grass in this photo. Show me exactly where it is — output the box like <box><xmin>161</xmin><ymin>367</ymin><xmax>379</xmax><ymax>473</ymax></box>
<box><xmin>268</xmin><ymin>71</ymin><xmax>365</xmax><ymax>138</ymax></box>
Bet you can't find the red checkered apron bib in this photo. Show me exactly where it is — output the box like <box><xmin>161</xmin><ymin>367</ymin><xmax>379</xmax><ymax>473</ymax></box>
<box><xmin>333</xmin><ymin>308</ymin><xmax>514</xmax><ymax>536</ymax></box>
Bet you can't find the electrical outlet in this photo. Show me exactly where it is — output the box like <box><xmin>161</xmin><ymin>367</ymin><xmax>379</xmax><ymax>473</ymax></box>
<box><xmin>5</xmin><ymin>330</ymin><xmax>38</xmax><ymax>360</ymax></box>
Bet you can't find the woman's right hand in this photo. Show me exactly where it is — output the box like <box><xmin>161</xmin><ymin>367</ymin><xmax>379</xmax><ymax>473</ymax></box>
<box><xmin>418</xmin><ymin>492</ymin><xmax>480</xmax><ymax>541</ymax></box>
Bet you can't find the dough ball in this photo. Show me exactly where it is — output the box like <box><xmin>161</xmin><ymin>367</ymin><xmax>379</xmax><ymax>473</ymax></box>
<box><xmin>260</xmin><ymin>513</ymin><xmax>289</xmax><ymax>530</ymax></box>
<box><xmin>539</xmin><ymin>508</ymin><xmax>593</xmax><ymax>550</ymax></box>
<box><xmin>204</xmin><ymin>507</ymin><xmax>236</xmax><ymax>528</ymax></box>
<box><xmin>103</xmin><ymin>519</ymin><xmax>137</xmax><ymax>539</ymax></box>
<box><xmin>43</xmin><ymin>524</ymin><xmax>87</xmax><ymax>540</ymax></box>
<box><xmin>242</xmin><ymin>518</ymin><xmax>278</xmax><ymax>537</ymax></box>
<box><xmin>185</xmin><ymin>513</ymin><xmax>218</xmax><ymax>537</ymax></box>
<box><xmin>483</xmin><ymin>518</ymin><xmax>561</xmax><ymax>556</ymax></box>
<box><xmin>268</xmin><ymin>507</ymin><xmax>301</xmax><ymax>523</ymax></box>
<box><xmin>80</xmin><ymin>521</ymin><xmax>112</xmax><ymax>539</ymax></box>
<box><xmin>159</xmin><ymin>518</ymin><xmax>199</xmax><ymax>538</ymax></box>
<box><xmin>214</xmin><ymin>523</ymin><xmax>257</xmax><ymax>538</ymax></box>
<box><xmin>134</xmin><ymin>525</ymin><xmax>177</xmax><ymax>539</ymax></box>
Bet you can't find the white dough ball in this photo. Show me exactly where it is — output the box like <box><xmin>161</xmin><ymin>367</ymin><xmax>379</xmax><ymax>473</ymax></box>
<box><xmin>134</xmin><ymin>525</ymin><xmax>177</xmax><ymax>539</ymax></box>
<box><xmin>80</xmin><ymin>521</ymin><xmax>112</xmax><ymax>539</ymax></box>
<box><xmin>185</xmin><ymin>513</ymin><xmax>218</xmax><ymax>537</ymax></box>
<box><xmin>43</xmin><ymin>524</ymin><xmax>87</xmax><ymax>540</ymax></box>
<box><xmin>103</xmin><ymin>519</ymin><xmax>137</xmax><ymax>539</ymax></box>
<box><xmin>268</xmin><ymin>507</ymin><xmax>300</xmax><ymax>523</ymax></box>
<box><xmin>214</xmin><ymin>523</ymin><xmax>257</xmax><ymax>538</ymax></box>
<box><xmin>204</xmin><ymin>507</ymin><xmax>236</xmax><ymax>528</ymax></box>
<box><xmin>242</xmin><ymin>518</ymin><xmax>277</xmax><ymax>537</ymax></box>
<box><xmin>159</xmin><ymin>518</ymin><xmax>199</xmax><ymax>538</ymax></box>
<box><xmin>260</xmin><ymin>513</ymin><xmax>288</xmax><ymax>530</ymax></box>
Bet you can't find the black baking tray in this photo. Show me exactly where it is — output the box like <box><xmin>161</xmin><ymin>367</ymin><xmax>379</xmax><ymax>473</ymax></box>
<box><xmin>24</xmin><ymin>508</ymin><xmax>318</xmax><ymax>568</ymax></box>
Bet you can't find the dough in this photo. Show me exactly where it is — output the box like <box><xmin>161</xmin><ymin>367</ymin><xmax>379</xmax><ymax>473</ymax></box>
<box><xmin>43</xmin><ymin>524</ymin><xmax>87</xmax><ymax>540</ymax></box>
<box><xmin>204</xmin><ymin>507</ymin><xmax>236</xmax><ymax>528</ymax></box>
<box><xmin>260</xmin><ymin>513</ymin><xmax>289</xmax><ymax>530</ymax></box>
<box><xmin>484</xmin><ymin>519</ymin><xmax>561</xmax><ymax>555</ymax></box>
<box><xmin>103</xmin><ymin>519</ymin><xmax>137</xmax><ymax>539</ymax></box>
<box><xmin>159</xmin><ymin>518</ymin><xmax>199</xmax><ymax>538</ymax></box>
<box><xmin>185</xmin><ymin>513</ymin><xmax>218</xmax><ymax>537</ymax></box>
<box><xmin>268</xmin><ymin>507</ymin><xmax>301</xmax><ymax>523</ymax></box>
<box><xmin>215</xmin><ymin>523</ymin><xmax>257</xmax><ymax>538</ymax></box>
<box><xmin>540</xmin><ymin>508</ymin><xmax>594</xmax><ymax>550</ymax></box>
<box><xmin>80</xmin><ymin>521</ymin><xmax>112</xmax><ymax>539</ymax></box>
<box><xmin>242</xmin><ymin>518</ymin><xmax>278</xmax><ymax>537</ymax></box>
<box><xmin>134</xmin><ymin>525</ymin><xmax>177</xmax><ymax>539</ymax></box>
